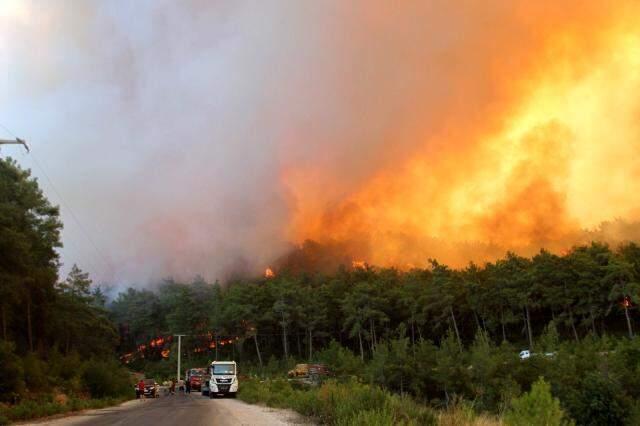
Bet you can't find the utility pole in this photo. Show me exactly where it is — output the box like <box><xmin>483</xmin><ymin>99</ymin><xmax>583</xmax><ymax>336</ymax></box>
<box><xmin>174</xmin><ymin>334</ymin><xmax>186</xmax><ymax>383</ymax></box>
<box><xmin>0</xmin><ymin>137</ymin><xmax>29</xmax><ymax>153</ymax></box>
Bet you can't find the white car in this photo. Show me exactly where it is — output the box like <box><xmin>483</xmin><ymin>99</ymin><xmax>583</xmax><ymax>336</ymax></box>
<box><xmin>208</xmin><ymin>361</ymin><xmax>238</xmax><ymax>398</ymax></box>
<box><xmin>519</xmin><ymin>350</ymin><xmax>556</xmax><ymax>360</ymax></box>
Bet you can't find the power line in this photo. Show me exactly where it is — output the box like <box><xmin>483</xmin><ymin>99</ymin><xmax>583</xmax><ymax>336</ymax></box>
<box><xmin>29</xmin><ymin>152</ymin><xmax>112</xmax><ymax>271</ymax></box>
<box><xmin>0</xmin><ymin>122</ymin><xmax>112</xmax><ymax>278</ymax></box>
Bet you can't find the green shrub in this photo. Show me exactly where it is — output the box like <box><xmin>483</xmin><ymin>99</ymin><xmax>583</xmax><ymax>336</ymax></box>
<box><xmin>22</xmin><ymin>353</ymin><xmax>47</xmax><ymax>390</ymax></box>
<box><xmin>563</xmin><ymin>373</ymin><xmax>628</xmax><ymax>426</ymax></box>
<box><xmin>337</xmin><ymin>407</ymin><xmax>396</xmax><ymax>426</ymax></box>
<box><xmin>316</xmin><ymin>340</ymin><xmax>365</xmax><ymax>377</ymax></box>
<box><xmin>0</xmin><ymin>397</ymin><xmax>128</xmax><ymax>422</ymax></box>
<box><xmin>82</xmin><ymin>360</ymin><xmax>132</xmax><ymax>398</ymax></box>
<box><xmin>0</xmin><ymin>342</ymin><xmax>24</xmax><ymax>402</ymax></box>
<box><xmin>238</xmin><ymin>377</ymin><xmax>436</xmax><ymax>425</ymax></box>
<box><xmin>505</xmin><ymin>378</ymin><xmax>570</xmax><ymax>426</ymax></box>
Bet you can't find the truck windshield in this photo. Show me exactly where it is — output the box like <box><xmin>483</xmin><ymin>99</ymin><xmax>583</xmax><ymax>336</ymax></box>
<box><xmin>211</xmin><ymin>364</ymin><xmax>235</xmax><ymax>375</ymax></box>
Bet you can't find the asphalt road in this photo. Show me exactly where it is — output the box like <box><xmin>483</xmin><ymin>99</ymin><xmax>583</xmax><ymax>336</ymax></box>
<box><xmin>22</xmin><ymin>392</ymin><xmax>303</xmax><ymax>426</ymax></box>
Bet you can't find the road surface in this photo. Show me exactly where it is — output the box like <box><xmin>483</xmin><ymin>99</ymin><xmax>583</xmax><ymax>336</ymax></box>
<box><xmin>20</xmin><ymin>392</ymin><xmax>307</xmax><ymax>426</ymax></box>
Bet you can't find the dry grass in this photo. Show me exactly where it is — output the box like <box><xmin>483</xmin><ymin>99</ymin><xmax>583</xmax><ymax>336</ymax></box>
<box><xmin>438</xmin><ymin>405</ymin><xmax>503</xmax><ymax>426</ymax></box>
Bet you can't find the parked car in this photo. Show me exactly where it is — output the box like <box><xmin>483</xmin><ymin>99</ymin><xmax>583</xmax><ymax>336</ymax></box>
<box><xmin>519</xmin><ymin>350</ymin><xmax>557</xmax><ymax>360</ymax></box>
<box><xmin>142</xmin><ymin>379</ymin><xmax>159</xmax><ymax>398</ymax></box>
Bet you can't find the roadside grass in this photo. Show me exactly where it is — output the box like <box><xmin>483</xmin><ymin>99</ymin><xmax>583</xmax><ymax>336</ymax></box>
<box><xmin>0</xmin><ymin>396</ymin><xmax>130</xmax><ymax>425</ymax></box>
<box><xmin>238</xmin><ymin>377</ymin><xmax>437</xmax><ymax>425</ymax></box>
<box><xmin>437</xmin><ymin>403</ymin><xmax>502</xmax><ymax>426</ymax></box>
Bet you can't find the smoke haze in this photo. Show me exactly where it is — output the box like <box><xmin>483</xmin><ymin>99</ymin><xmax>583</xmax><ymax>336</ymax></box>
<box><xmin>2</xmin><ymin>1</ymin><xmax>640</xmax><ymax>284</ymax></box>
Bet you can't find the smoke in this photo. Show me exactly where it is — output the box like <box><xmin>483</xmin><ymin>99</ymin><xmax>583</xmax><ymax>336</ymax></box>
<box><xmin>2</xmin><ymin>1</ymin><xmax>640</xmax><ymax>283</ymax></box>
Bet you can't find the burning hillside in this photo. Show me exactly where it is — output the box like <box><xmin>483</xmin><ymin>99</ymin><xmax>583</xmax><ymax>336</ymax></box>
<box><xmin>283</xmin><ymin>1</ymin><xmax>640</xmax><ymax>269</ymax></box>
<box><xmin>7</xmin><ymin>2</ymin><xmax>640</xmax><ymax>282</ymax></box>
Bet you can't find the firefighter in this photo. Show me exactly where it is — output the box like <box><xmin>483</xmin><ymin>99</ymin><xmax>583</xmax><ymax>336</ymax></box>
<box><xmin>137</xmin><ymin>379</ymin><xmax>145</xmax><ymax>400</ymax></box>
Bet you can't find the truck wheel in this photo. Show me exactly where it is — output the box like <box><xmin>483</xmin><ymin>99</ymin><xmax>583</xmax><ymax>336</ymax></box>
<box><xmin>230</xmin><ymin>392</ymin><xmax>237</xmax><ymax>399</ymax></box>
<box><xmin>209</xmin><ymin>392</ymin><xmax>215</xmax><ymax>399</ymax></box>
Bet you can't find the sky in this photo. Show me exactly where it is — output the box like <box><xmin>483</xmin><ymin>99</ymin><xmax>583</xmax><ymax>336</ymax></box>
<box><xmin>2</xmin><ymin>1</ymin><xmax>640</xmax><ymax>286</ymax></box>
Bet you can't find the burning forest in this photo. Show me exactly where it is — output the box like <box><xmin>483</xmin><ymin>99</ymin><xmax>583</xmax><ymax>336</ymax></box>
<box><xmin>280</xmin><ymin>1</ymin><xmax>640</xmax><ymax>272</ymax></box>
<box><xmin>4</xmin><ymin>1</ymin><xmax>640</xmax><ymax>283</ymax></box>
<box><xmin>5</xmin><ymin>3</ymin><xmax>640</xmax><ymax>423</ymax></box>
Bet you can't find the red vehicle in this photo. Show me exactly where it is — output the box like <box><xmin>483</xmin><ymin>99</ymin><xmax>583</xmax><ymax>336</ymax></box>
<box><xmin>186</xmin><ymin>368</ymin><xmax>207</xmax><ymax>392</ymax></box>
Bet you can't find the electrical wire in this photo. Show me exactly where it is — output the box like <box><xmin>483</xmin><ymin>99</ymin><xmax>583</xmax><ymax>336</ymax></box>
<box><xmin>0</xmin><ymin>122</ymin><xmax>111</xmax><ymax>278</ymax></box>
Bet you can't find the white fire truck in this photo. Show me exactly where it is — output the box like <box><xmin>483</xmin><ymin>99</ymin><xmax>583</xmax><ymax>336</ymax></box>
<box><xmin>205</xmin><ymin>361</ymin><xmax>238</xmax><ymax>398</ymax></box>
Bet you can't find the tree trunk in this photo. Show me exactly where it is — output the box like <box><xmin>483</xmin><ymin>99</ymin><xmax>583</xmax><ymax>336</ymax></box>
<box><xmin>410</xmin><ymin>319</ymin><xmax>416</xmax><ymax>357</ymax></box>
<box><xmin>215</xmin><ymin>333</ymin><xmax>218</xmax><ymax>361</ymax></box>
<box><xmin>568</xmin><ymin>306</ymin><xmax>579</xmax><ymax>342</ymax></box>
<box><xmin>624</xmin><ymin>305</ymin><xmax>634</xmax><ymax>339</ymax></box>
<box><xmin>358</xmin><ymin>329</ymin><xmax>364</xmax><ymax>361</ymax></box>
<box><xmin>417</xmin><ymin>326</ymin><xmax>423</xmax><ymax>341</ymax></box>
<box><xmin>525</xmin><ymin>305</ymin><xmax>534</xmax><ymax>350</ymax></box>
<box><xmin>27</xmin><ymin>296</ymin><xmax>33</xmax><ymax>352</ymax></box>
<box><xmin>473</xmin><ymin>310</ymin><xmax>482</xmax><ymax>332</ymax></box>
<box><xmin>296</xmin><ymin>332</ymin><xmax>302</xmax><ymax>357</ymax></box>
<box><xmin>371</xmin><ymin>322</ymin><xmax>378</xmax><ymax>349</ymax></box>
<box><xmin>589</xmin><ymin>307</ymin><xmax>597</xmax><ymax>336</ymax></box>
<box><xmin>449</xmin><ymin>305</ymin><xmax>462</xmax><ymax>351</ymax></box>
<box><xmin>1</xmin><ymin>304</ymin><xmax>6</xmax><ymax>341</ymax></box>
<box><xmin>281</xmin><ymin>313</ymin><xmax>289</xmax><ymax>359</ymax></box>
<box><xmin>253</xmin><ymin>334</ymin><xmax>263</xmax><ymax>367</ymax></box>
<box><xmin>369</xmin><ymin>318</ymin><xmax>376</xmax><ymax>353</ymax></box>
<box><xmin>501</xmin><ymin>308</ymin><xmax>507</xmax><ymax>342</ymax></box>
<box><xmin>308</xmin><ymin>328</ymin><xmax>313</xmax><ymax>360</ymax></box>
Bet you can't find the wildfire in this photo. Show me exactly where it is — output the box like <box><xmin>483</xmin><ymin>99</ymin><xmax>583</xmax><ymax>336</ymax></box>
<box><xmin>265</xmin><ymin>267</ymin><xmax>275</xmax><ymax>278</ymax></box>
<box><xmin>149</xmin><ymin>337</ymin><xmax>165</xmax><ymax>348</ymax></box>
<box><xmin>284</xmin><ymin>2</ymin><xmax>640</xmax><ymax>268</ymax></box>
<box><xmin>352</xmin><ymin>260</ymin><xmax>366</xmax><ymax>269</ymax></box>
<box><xmin>161</xmin><ymin>349</ymin><xmax>170</xmax><ymax>358</ymax></box>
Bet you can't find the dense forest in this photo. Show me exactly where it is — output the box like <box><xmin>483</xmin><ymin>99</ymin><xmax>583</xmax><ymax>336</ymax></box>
<box><xmin>114</xmin><ymin>242</ymin><xmax>640</xmax><ymax>363</ymax></box>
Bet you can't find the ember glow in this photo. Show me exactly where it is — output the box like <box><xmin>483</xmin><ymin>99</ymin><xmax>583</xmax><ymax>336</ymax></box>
<box><xmin>265</xmin><ymin>267</ymin><xmax>275</xmax><ymax>278</ymax></box>
<box><xmin>352</xmin><ymin>260</ymin><xmax>367</xmax><ymax>269</ymax></box>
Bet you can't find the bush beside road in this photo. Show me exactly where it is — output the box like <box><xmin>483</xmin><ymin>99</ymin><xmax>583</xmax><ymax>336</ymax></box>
<box><xmin>0</xmin><ymin>343</ymin><xmax>134</xmax><ymax>425</ymax></box>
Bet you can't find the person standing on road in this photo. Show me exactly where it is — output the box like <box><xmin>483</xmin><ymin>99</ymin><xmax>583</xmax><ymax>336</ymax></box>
<box><xmin>170</xmin><ymin>379</ymin><xmax>176</xmax><ymax>395</ymax></box>
<box><xmin>137</xmin><ymin>380</ymin><xmax>145</xmax><ymax>400</ymax></box>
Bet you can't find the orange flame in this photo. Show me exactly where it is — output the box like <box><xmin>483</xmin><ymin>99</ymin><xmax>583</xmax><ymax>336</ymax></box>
<box><xmin>265</xmin><ymin>267</ymin><xmax>275</xmax><ymax>278</ymax></box>
<box><xmin>284</xmin><ymin>3</ymin><xmax>640</xmax><ymax>268</ymax></box>
<box><xmin>352</xmin><ymin>260</ymin><xmax>366</xmax><ymax>269</ymax></box>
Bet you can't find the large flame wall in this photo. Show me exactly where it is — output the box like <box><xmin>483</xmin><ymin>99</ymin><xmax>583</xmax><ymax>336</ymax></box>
<box><xmin>284</xmin><ymin>1</ymin><xmax>640</xmax><ymax>267</ymax></box>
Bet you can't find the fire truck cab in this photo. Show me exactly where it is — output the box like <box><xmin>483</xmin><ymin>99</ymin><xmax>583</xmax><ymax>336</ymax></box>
<box><xmin>208</xmin><ymin>361</ymin><xmax>238</xmax><ymax>398</ymax></box>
